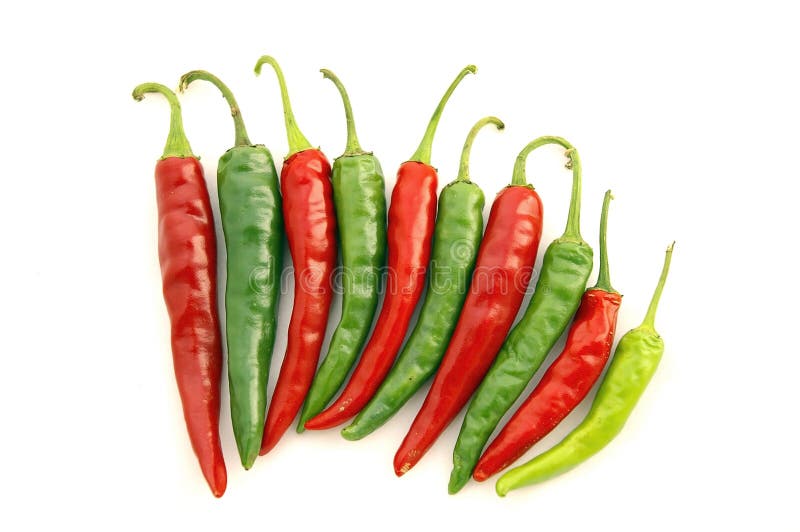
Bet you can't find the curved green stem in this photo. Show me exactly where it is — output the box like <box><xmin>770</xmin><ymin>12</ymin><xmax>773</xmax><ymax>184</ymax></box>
<box><xmin>320</xmin><ymin>68</ymin><xmax>363</xmax><ymax>156</ymax></box>
<box><xmin>254</xmin><ymin>55</ymin><xmax>313</xmax><ymax>156</ymax></box>
<box><xmin>641</xmin><ymin>241</ymin><xmax>675</xmax><ymax>330</ymax></box>
<box><xmin>409</xmin><ymin>64</ymin><xmax>477</xmax><ymax>165</ymax></box>
<box><xmin>457</xmin><ymin>116</ymin><xmax>504</xmax><ymax>181</ymax></box>
<box><xmin>132</xmin><ymin>82</ymin><xmax>194</xmax><ymax>158</ymax></box>
<box><xmin>593</xmin><ymin>190</ymin><xmax>617</xmax><ymax>292</ymax></box>
<box><xmin>511</xmin><ymin>136</ymin><xmax>582</xmax><ymax>240</ymax></box>
<box><xmin>179</xmin><ymin>70</ymin><xmax>251</xmax><ymax>147</ymax></box>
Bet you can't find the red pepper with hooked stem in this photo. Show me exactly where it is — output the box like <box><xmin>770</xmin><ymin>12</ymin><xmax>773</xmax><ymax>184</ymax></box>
<box><xmin>473</xmin><ymin>190</ymin><xmax>621</xmax><ymax>481</ymax></box>
<box><xmin>254</xmin><ymin>56</ymin><xmax>338</xmax><ymax>455</ymax></box>
<box><xmin>302</xmin><ymin>65</ymin><xmax>477</xmax><ymax>430</ymax></box>
<box><xmin>393</xmin><ymin>139</ymin><xmax>548</xmax><ymax>476</ymax></box>
<box><xmin>132</xmin><ymin>83</ymin><xmax>226</xmax><ymax>497</ymax></box>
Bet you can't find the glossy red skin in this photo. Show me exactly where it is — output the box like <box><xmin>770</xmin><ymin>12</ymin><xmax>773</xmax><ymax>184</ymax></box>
<box><xmin>260</xmin><ymin>149</ymin><xmax>336</xmax><ymax>454</ymax></box>
<box><xmin>473</xmin><ymin>288</ymin><xmax>621</xmax><ymax>481</ymax></box>
<box><xmin>154</xmin><ymin>157</ymin><xmax>226</xmax><ymax>497</ymax></box>
<box><xmin>394</xmin><ymin>185</ymin><xmax>543</xmax><ymax>476</ymax></box>
<box><xmin>304</xmin><ymin>161</ymin><xmax>438</xmax><ymax>430</ymax></box>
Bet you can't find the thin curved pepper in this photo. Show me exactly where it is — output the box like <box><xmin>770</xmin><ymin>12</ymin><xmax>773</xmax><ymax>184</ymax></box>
<box><xmin>302</xmin><ymin>65</ymin><xmax>477</xmax><ymax>430</ymax></box>
<box><xmin>393</xmin><ymin>138</ymin><xmax>545</xmax><ymax>476</ymax></box>
<box><xmin>132</xmin><ymin>83</ymin><xmax>226</xmax><ymax>497</ymax></box>
<box><xmin>296</xmin><ymin>68</ymin><xmax>387</xmax><ymax>429</ymax></box>
<box><xmin>496</xmin><ymin>242</ymin><xmax>675</xmax><ymax>496</ymax></box>
<box><xmin>179</xmin><ymin>70</ymin><xmax>283</xmax><ymax>469</ymax></box>
<box><xmin>473</xmin><ymin>190</ymin><xmax>620</xmax><ymax>483</ymax></box>
<box><xmin>448</xmin><ymin>137</ymin><xmax>593</xmax><ymax>493</ymax></box>
<box><xmin>253</xmin><ymin>56</ymin><xmax>337</xmax><ymax>455</ymax></box>
<box><xmin>341</xmin><ymin>116</ymin><xmax>503</xmax><ymax>440</ymax></box>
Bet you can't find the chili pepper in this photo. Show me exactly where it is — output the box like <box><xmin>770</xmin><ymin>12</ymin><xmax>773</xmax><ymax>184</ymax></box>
<box><xmin>447</xmin><ymin>137</ymin><xmax>593</xmax><ymax>493</ymax></box>
<box><xmin>301</xmin><ymin>65</ymin><xmax>477</xmax><ymax>430</ymax></box>
<box><xmin>132</xmin><ymin>83</ymin><xmax>226</xmax><ymax>497</ymax></box>
<box><xmin>178</xmin><ymin>70</ymin><xmax>283</xmax><ymax>470</ymax></box>
<box><xmin>393</xmin><ymin>137</ymin><xmax>545</xmax><ymax>476</ymax></box>
<box><xmin>496</xmin><ymin>242</ymin><xmax>675</xmax><ymax>496</ymax></box>
<box><xmin>253</xmin><ymin>56</ymin><xmax>337</xmax><ymax>455</ymax></box>
<box><xmin>341</xmin><ymin>116</ymin><xmax>503</xmax><ymax>441</ymax></box>
<box><xmin>296</xmin><ymin>68</ymin><xmax>387</xmax><ymax>429</ymax></box>
<box><xmin>472</xmin><ymin>190</ymin><xmax>620</xmax><ymax>483</ymax></box>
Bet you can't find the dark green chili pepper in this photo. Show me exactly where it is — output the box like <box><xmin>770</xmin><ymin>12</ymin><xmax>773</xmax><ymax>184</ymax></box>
<box><xmin>297</xmin><ymin>68</ymin><xmax>387</xmax><ymax>431</ymax></box>
<box><xmin>496</xmin><ymin>242</ymin><xmax>675</xmax><ymax>496</ymax></box>
<box><xmin>179</xmin><ymin>71</ymin><xmax>283</xmax><ymax>469</ymax></box>
<box><xmin>342</xmin><ymin>117</ymin><xmax>503</xmax><ymax>441</ymax></box>
<box><xmin>449</xmin><ymin>137</ymin><xmax>593</xmax><ymax>493</ymax></box>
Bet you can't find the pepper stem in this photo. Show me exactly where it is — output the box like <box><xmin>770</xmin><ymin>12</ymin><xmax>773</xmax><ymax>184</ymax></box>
<box><xmin>132</xmin><ymin>82</ymin><xmax>194</xmax><ymax>158</ymax></box>
<box><xmin>641</xmin><ymin>242</ymin><xmax>676</xmax><ymax>330</ymax></box>
<box><xmin>254</xmin><ymin>55</ymin><xmax>313</xmax><ymax>156</ymax></box>
<box><xmin>409</xmin><ymin>65</ymin><xmax>477</xmax><ymax>165</ymax></box>
<box><xmin>320</xmin><ymin>68</ymin><xmax>363</xmax><ymax>156</ymax></box>
<box><xmin>179</xmin><ymin>70</ymin><xmax>252</xmax><ymax>147</ymax></box>
<box><xmin>511</xmin><ymin>136</ymin><xmax>582</xmax><ymax>240</ymax></box>
<box><xmin>593</xmin><ymin>190</ymin><xmax>617</xmax><ymax>293</ymax></box>
<box><xmin>457</xmin><ymin>116</ymin><xmax>504</xmax><ymax>181</ymax></box>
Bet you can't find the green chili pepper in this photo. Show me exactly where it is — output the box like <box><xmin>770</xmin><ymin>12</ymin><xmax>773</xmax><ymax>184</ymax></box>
<box><xmin>448</xmin><ymin>137</ymin><xmax>593</xmax><ymax>494</ymax></box>
<box><xmin>179</xmin><ymin>71</ymin><xmax>283</xmax><ymax>469</ymax></box>
<box><xmin>297</xmin><ymin>68</ymin><xmax>387</xmax><ymax>432</ymax></box>
<box><xmin>496</xmin><ymin>242</ymin><xmax>675</xmax><ymax>496</ymax></box>
<box><xmin>342</xmin><ymin>117</ymin><xmax>504</xmax><ymax>441</ymax></box>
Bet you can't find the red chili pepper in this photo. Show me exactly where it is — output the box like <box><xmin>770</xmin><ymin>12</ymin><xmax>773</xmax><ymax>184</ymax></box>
<box><xmin>132</xmin><ymin>83</ymin><xmax>226</xmax><ymax>497</ymax></box>
<box><xmin>254</xmin><ymin>57</ymin><xmax>337</xmax><ymax>455</ymax></box>
<box><xmin>303</xmin><ymin>65</ymin><xmax>477</xmax><ymax>430</ymax></box>
<box><xmin>473</xmin><ymin>190</ymin><xmax>621</xmax><ymax>482</ymax></box>
<box><xmin>393</xmin><ymin>141</ymin><xmax>545</xmax><ymax>476</ymax></box>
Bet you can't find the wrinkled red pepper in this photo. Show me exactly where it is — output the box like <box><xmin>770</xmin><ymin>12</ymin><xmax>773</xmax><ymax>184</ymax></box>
<box><xmin>133</xmin><ymin>82</ymin><xmax>226</xmax><ymax>497</ymax></box>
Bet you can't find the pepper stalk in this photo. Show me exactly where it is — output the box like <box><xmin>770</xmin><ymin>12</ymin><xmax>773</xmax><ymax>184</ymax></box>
<box><xmin>132</xmin><ymin>82</ymin><xmax>194</xmax><ymax>158</ymax></box>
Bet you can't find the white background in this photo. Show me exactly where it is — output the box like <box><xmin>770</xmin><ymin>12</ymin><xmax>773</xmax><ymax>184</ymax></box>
<box><xmin>1</xmin><ymin>1</ymin><xmax>798</xmax><ymax>530</ymax></box>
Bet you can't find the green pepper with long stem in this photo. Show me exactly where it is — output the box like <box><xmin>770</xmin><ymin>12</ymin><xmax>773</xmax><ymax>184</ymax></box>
<box><xmin>449</xmin><ymin>137</ymin><xmax>593</xmax><ymax>493</ymax></box>
<box><xmin>496</xmin><ymin>242</ymin><xmax>675</xmax><ymax>496</ymax></box>
<box><xmin>179</xmin><ymin>70</ymin><xmax>283</xmax><ymax>469</ymax></box>
<box><xmin>298</xmin><ymin>68</ymin><xmax>388</xmax><ymax>431</ymax></box>
<box><xmin>341</xmin><ymin>116</ymin><xmax>503</xmax><ymax>441</ymax></box>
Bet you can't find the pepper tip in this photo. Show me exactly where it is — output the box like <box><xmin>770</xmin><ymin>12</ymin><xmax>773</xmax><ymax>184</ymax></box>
<box><xmin>340</xmin><ymin>424</ymin><xmax>363</xmax><ymax>441</ymax></box>
<box><xmin>241</xmin><ymin>451</ymin><xmax>258</xmax><ymax>471</ymax></box>
<box><xmin>472</xmin><ymin>468</ymin><xmax>489</xmax><ymax>482</ymax></box>
<box><xmin>393</xmin><ymin>456</ymin><xmax>412</xmax><ymax>477</ymax></box>
<box><xmin>495</xmin><ymin>479</ymin><xmax>510</xmax><ymax>497</ymax></box>
<box><xmin>205</xmin><ymin>462</ymin><xmax>227</xmax><ymax>498</ymax></box>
